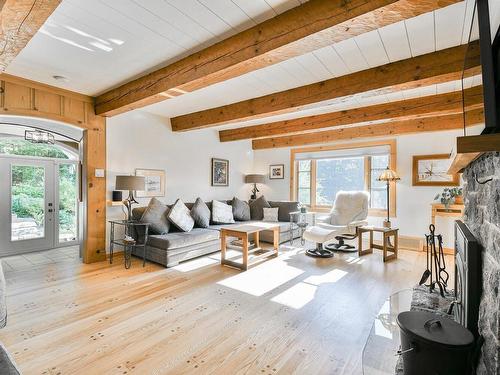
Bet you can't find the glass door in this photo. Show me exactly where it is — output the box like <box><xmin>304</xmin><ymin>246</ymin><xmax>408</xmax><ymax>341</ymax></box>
<box><xmin>0</xmin><ymin>158</ymin><xmax>79</xmax><ymax>256</ymax></box>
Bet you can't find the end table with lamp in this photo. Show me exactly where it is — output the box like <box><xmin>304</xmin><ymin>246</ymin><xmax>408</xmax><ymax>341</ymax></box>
<box><xmin>109</xmin><ymin>220</ymin><xmax>150</xmax><ymax>269</ymax></box>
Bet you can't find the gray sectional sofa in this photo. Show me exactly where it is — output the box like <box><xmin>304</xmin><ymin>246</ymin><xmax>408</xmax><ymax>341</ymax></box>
<box><xmin>131</xmin><ymin>199</ymin><xmax>300</xmax><ymax>268</ymax></box>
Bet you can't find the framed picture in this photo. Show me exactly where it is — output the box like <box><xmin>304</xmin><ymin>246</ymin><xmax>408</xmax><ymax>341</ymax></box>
<box><xmin>211</xmin><ymin>158</ymin><xmax>229</xmax><ymax>186</ymax></box>
<box><xmin>269</xmin><ymin>164</ymin><xmax>284</xmax><ymax>179</ymax></box>
<box><xmin>135</xmin><ymin>168</ymin><xmax>166</xmax><ymax>197</ymax></box>
<box><xmin>412</xmin><ymin>154</ymin><xmax>459</xmax><ymax>186</ymax></box>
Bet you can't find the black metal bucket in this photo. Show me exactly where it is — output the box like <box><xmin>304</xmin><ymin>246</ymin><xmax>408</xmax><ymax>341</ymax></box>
<box><xmin>397</xmin><ymin>311</ymin><xmax>474</xmax><ymax>375</ymax></box>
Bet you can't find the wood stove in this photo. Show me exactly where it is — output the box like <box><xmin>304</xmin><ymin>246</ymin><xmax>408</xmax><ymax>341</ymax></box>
<box><xmin>454</xmin><ymin>220</ymin><xmax>482</xmax><ymax>338</ymax></box>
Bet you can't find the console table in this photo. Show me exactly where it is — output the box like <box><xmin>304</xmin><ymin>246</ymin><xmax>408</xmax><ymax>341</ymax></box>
<box><xmin>431</xmin><ymin>203</ymin><xmax>464</xmax><ymax>225</ymax></box>
<box><xmin>358</xmin><ymin>227</ymin><xmax>399</xmax><ymax>262</ymax></box>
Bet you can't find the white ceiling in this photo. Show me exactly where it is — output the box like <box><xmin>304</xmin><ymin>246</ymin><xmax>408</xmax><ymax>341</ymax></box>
<box><xmin>6</xmin><ymin>0</ymin><xmax>307</xmax><ymax>95</ymax></box>
<box><xmin>6</xmin><ymin>0</ymin><xmax>493</xmax><ymax>130</ymax></box>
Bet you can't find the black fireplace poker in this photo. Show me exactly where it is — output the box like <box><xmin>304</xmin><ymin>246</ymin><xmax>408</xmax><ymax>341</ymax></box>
<box><xmin>419</xmin><ymin>224</ymin><xmax>449</xmax><ymax>297</ymax></box>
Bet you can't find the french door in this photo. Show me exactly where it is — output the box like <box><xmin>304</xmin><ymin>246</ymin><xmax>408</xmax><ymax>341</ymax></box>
<box><xmin>0</xmin><ymin>157</ymin><xmax>79</xmax><ymax>256</ymax></box>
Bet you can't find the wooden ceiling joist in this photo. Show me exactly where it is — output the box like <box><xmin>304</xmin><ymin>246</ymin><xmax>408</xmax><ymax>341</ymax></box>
<box><xmin>219</xmin><ymin>86</ymin><xmax>484</xmax><ymax>142</ymax></box>
<box><xmin>252</xmin><ymin>108</ymin><xmax>485</xmax><ymax>149</ymax></box>
<box><xmin>0</xmin><ymin>0</ymin><xmax>61</xmax><ymax>71</ymax></box>
<box><xmin>172</xmin><ymin>42</ymin><xmax>480</xmax><ymax>132</ymax></box>
<box><xmin>95</xmin><ymin>0</ymin><xmax>460</xmax><ymax>117</ymax></box>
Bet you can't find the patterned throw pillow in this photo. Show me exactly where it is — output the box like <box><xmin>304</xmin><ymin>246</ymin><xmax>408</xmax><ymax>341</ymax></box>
<box><xmin>140</xmin><ymin>197</ymin><xmax>170</xmax><ymax>234</ymax></box>
<box><xmin>232</xmin><ymin>197</ymin><xmax>251</xmax><ymax>221</ymax></box>
<box><xmin>262</xmin><ymin>207</ymin><xmax>279</xmax><ymax>222</ymax></box>
<box><xmin>212</xmin><ymin>200</ymin><xmax>235</xmax><ymax>224</ymax></box>
<box><xmin>168</xmin><ymin>199</ymin><xmax>195</xmax><ymax>232</ymax></box>
<box><xmin>191</xmin><ymin>198</ymin><xmax>211</xmax><ymax>228</ymax></box>
<box><xmin>249</xmin><ymin>195</ymin><xmax>271</xmax><ymax>220</ymax></box>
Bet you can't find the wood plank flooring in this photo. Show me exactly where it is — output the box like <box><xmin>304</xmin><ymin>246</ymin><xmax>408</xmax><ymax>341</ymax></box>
<box><xmin>0</xmin><ymin>244</ymin><xmax>451</xmax><ymax>375</ymax></box>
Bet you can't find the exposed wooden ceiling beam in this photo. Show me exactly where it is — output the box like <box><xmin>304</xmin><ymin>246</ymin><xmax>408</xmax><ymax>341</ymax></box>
<box><xmin>219</xmin><ymin>86</ymin><xmax>484</xmax><ymax>142</ymax></box>
<box><xmin>172</xmin><ymin>42</ymin><xmax>480</xmax><ymax>132</ymax></box>
<box><xmin>95</xmin><ymin>0</ymin><xmax>461</xmax><ymax>117</ymax></box>
<box><xmin>252</xmin><ymin>108</ymin><xmax>485</xmax><ymax>149</ymax></box>
<box><xmin>0</xmin><ymin>0</ymin><xmax>61</xmax><ymax>71</ymax></box>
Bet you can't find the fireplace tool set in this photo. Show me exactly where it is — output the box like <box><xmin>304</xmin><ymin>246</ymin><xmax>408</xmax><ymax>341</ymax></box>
<box><xmin>419</xmin><ymin>224</ymin><xmax>449</xmax><ymax>297</ymax></box>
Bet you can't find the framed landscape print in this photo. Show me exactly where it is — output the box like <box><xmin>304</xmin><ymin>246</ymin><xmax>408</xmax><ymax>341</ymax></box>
<box><xmin>412</xmin><ymin>154</ymin><xmax>459</xmax><ymax>186</ymax></box>
<box><xmin>269</xmin><ymin>164</ymin><xmax>284</xmax><ymax>179</ymax></box>
<box><xmin>135</xmin><ymin>169</ymin><xmax>166</xmax><ymax>197</ymax></box>
<box><xmin>211</xmin><ymin>158</ymin><xmax>229</xmax><ymax>186</ymax></box>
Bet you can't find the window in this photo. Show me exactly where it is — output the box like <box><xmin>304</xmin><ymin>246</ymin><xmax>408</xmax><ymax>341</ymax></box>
<box><xmin>291</xmin><ymin>141</ymin><xmax>396</xmax><ymax>216</ymax></box>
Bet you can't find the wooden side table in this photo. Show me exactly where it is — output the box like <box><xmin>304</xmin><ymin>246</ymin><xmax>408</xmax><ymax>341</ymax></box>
<box><xmin>431</xmin><ymin>203</ymin><xmax>464</xmax><ymax>225</ymax></box>
<box><xmin>358</xmin><ymin>227</ymin><xmax>399</xmax><ymax>262</ymax></box>
<box><xmin>220</xmin><ymin>223</ymin><xmax>279</xmax><ymax>271</ymax></box>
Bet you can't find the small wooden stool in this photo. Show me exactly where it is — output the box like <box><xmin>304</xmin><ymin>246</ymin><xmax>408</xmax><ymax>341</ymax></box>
<box><xmin>357</xmin><ymin>227</ymin><xmax>399</xmax><ymax>262</ymax></box>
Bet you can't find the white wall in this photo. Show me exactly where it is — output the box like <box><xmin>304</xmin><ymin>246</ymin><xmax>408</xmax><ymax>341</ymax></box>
<box><xmin>253</xmin><ymin>126</ymin><xmax>484</xmax><ymax>248</ymax></box>
<box><xmin>106</xmin><ymin>110</ymin><xmax>254</xmax><ymax>249</ymax></box>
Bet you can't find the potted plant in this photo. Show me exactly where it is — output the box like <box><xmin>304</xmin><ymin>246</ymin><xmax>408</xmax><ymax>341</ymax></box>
<box><xmin>434</xmin><ymin>187</ymin><xmax>463</xmax><ymax>209</ymax></box>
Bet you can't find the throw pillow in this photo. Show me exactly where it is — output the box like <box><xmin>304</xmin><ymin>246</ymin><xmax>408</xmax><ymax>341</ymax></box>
<box><xmin>168</xmin><ymin>199</ymin><xmax>195</xmax><ymax>232</ymax></box>
<box><xmin>249</xmin><ymin>195</ymin><xmax>271</xmax><ymax>220</ymax></box>
<box><xmin>232</xmin><ymin>197</ymin><xmax>251</xmax><ymax>221</ymax></box>
<box><xmin>262</xmin><ymin>207</ymin><xmax>279</xmax><ymax>222</ymax></box>
<box><xmin>212</xmin><ymin>200</ymin><xmax>235</xmax><ymax>224</ymax></box>
<box><xmin>191</xmin><ymin>198</ymin><xmax>211</xmax><ymax>228</ymax></box>
<box><xmin>140</xmin><ymin>197</ymin><xmax>170</xmax><ymax>234</ymax></box>
<box><xmin>269</xmin><ymin>201</ymin><xmax>300</xmax><ymax>222</ymax></box>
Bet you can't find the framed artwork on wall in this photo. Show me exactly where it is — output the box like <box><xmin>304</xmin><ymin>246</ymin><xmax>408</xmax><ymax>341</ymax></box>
<box><xmin>412</xmin><ymin>154</ymin><xmax>459</xmax><ymax>186</ymax></box>
<box><xmin>269</xmin><ymin>164</ymin><xmax>285</xmax><ymax>179</ymax></box>
<box><xmin>211</xmin><ymin>158</ymin><xmax>229</xmax><ymax>186</ymax></box>
<box><xmin>135</xmin><ymin>168</ymin><xmax>166</xmax><ymax>197</ymax></box>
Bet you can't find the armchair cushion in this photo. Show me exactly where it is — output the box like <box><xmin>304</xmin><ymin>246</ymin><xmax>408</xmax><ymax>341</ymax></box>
<box><xmin>329</xmin><ymin>191</ymin><xmax>369</xmax><ymax>225</ymax></box>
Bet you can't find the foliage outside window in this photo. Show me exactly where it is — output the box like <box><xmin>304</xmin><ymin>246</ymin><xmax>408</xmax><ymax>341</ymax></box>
<box><xmin>0</xmin><ymin>138</ymin><xmax>69</xmax><ymax>159</ymax></box>
<box><xmin>295</xmin><ymin>152</ymin><xmax>391</xmax><ymax>212</ymax></box>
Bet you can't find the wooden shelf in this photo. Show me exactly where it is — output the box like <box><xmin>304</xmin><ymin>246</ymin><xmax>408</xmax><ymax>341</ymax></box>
<box><xmin>448</xmin><ymin>133</ymin><xmax>500</xmax><ymax>174</ymax></box>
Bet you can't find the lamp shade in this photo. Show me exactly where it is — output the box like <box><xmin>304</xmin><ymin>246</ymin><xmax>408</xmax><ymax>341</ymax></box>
<box><xmin>245</xmin><ymin>174</ymin><xmax>265</xmax><ymax>184</ymax></box>
<box><xmin>115</xmin><ymin>175</ymin><xmax>145</xmax><ymax>191</ymax></box>
<box><xmin>377</xmin><ymin>167</ymin><xmax>401</xmax><ymax>182</ymax></box>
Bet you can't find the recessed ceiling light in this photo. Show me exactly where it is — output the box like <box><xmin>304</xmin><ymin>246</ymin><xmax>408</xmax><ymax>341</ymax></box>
<box><xmin>52</xmin><ymin>75</ymin><xmax>69</xmax><ymax>82</ymax></box>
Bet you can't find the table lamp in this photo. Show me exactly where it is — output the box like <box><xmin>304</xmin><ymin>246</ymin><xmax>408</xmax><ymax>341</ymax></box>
<box><xmin>115</xmin><ymin>175</ymin><xmax>145</xmax><ymax>221</ymax></box>
<box><xmin>245</xmin><ymin>174</ymin><xmax>265</xmax><ymax>200</ymax></box>
<box><xmin>377</xmin><ymin>167</ymin><xmax>400</xmax><ymax>228</ymax></box>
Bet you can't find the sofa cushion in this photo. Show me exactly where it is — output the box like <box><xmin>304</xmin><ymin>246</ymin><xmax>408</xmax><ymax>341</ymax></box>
<box><xmin>231</xmin><ymin>197</ymin><xmax>251</xmax><ymax>221</ymax></box>
<box><xmin>147</xmin><ymin>228</ymin><xmax>220</xmax><ymax>250</ymax></box>
<box><xmin>191</xmin><ymin>198</ymin><xmax>211</xmax><ymax>228</ymax></box>
<box><xmin>212</xmin><ymin>200</ymin><xmax>235</xmax><ymax>224</ymax></box>
<box><xmin>140</xmin><ymin>198</ymin><xmax>170</xmax><ymax>235</ymax></box>
<box><xmin>263</xmin><ymin>207</ymin><xmax>279</xmax><ymax>222</ymax></box>
<box><xmin>168</xmin><ymin>199</ymin><xmax>195</xmax><ymax>232</ymax></box>
<box><xmin>132</xmin><ymin>206</ymin><xmax>147</xmax><ymax>221</ymax></box>
<box><xmin>268</xmin><ymin>201</ymin><xmax>300</xmax><ymax>222</ymax></box>
<box><xmin>249</xmin><ymin>195</ymin><xmax>271</xmax><ymax>220</ymax></box>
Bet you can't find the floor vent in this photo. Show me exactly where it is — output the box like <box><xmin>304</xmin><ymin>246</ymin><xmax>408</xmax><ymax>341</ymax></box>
<box><xmin>398</xmin><ymin>235</ymin><xmax>424</xmax><ymax>252</ymax></box>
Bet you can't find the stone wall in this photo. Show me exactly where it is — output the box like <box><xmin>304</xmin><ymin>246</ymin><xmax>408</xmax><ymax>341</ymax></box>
<box><xmin>462</xmin><ymin>152</ymin><xmax>500</xmax><ymax>375</ymax></box>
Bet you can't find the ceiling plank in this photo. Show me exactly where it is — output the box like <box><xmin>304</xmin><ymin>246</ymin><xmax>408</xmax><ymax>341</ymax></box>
<box><xmin>219</xmin><ymin>85</ymin><xmax>484</xmax><ymax>142</ymax></box>
<box><xmin>172</xmin><ymin>42</ymin><xmax>480</xmax><ymax>131</ymax></box>
<box><xmin>252</xmin><ymin>108</ymin><xmax>485</xmax><ymax>149</ymax></box>
<box><xmin>95</xmin><ymin>0</ymin><xmax>461</xmax><ymax>117</ymax></box>
<box><xmin>0</xmin><ymin>0</ymin><xmax>61</xmax><ymax>71</ymax></box>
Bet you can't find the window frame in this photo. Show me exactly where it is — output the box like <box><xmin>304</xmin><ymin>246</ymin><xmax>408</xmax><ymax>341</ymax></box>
<box><xmin>290</xmin><ymin>140</ymin><xmax>397</xmax><ymax>217</ymax></box>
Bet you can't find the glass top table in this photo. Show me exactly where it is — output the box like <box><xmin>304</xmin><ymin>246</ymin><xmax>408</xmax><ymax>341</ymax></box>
<box><xmin>362</xmin><ymin>289</ymin><xmax>412</xmax><ymax>375</ymax></box>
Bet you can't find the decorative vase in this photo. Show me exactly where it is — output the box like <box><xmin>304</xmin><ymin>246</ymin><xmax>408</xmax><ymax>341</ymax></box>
<box><xmin>300</xmin><ymin>206</ymin><xmax>307</xmax><ymax>213</ymax></box>
<box><xmin>454</xmin><ymin>195</ymin><xmax>464</xmax><ymax>205</ymax></box>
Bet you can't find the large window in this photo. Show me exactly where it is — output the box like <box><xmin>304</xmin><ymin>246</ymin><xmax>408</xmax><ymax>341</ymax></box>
<box><xmin>292</xmin><ymin>142</ymin><xmax>396</xmax><ymax>215</ymax></box>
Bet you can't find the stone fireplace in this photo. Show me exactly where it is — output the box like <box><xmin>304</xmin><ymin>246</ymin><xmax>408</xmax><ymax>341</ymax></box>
<box><xmin>462</xmin><ymin>152</ymin><xmax>500</xmax><ymax>375</ymax></box>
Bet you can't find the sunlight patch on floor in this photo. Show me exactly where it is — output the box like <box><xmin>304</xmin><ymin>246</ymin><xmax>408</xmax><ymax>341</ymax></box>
<box><xmin>304</xmin><ymin>268</ymin><xmax>348</xmax><ymax>285</ymax></box>
<box><xmin>217</xmin><ymin>254</ymin><xmax>303</xmax><ymax>296</ymax></box>
<box><xmin>271</xmin><ymin>282</ymin><xmax>317</xmax><ymax>309</ymax></box>
<box><xmin>173</xmin><ymin>256</ymin><xmax>219</xmax><ymax>272</ymax></box>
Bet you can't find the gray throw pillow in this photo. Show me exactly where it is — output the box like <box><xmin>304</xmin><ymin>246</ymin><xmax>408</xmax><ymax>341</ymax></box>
<box><xmin>191</xmin><ymin>198</ymin><xmax>211</xmax><ymax>228</ymax></box>
<box><xmin>212</xmin><ymin>200</ymin><xmax>235</xmax><ymax>224</ymax></box>
<box><xmin>232</xmin><ymin>197</ymin><xmax>250</xmax><ymax>221</ymax></box>
<box><xmin>140</xmin><ymin>197</ymin><xmax>170</xmax><ymax>235</ymax></box>
<box><xmin>249</xmin><ymin>195</ymin><xmax>271</xmax><ymax>220</ymax></box>
<box><xmin>168</xmin><ymin>199</ymin><xmax>195</xmax><ymax>232</ymax></box>
<box><xmin>269</xmin><ymin>201</ymin><xmax>301</xmax><ymax>222</ymax></box>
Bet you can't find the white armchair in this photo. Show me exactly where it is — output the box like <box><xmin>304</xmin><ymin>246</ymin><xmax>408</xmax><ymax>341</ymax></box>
<box><xmin>302</xmin><ymin>191</ymin><xmax>370</xmax><ymax>258</ymax></box>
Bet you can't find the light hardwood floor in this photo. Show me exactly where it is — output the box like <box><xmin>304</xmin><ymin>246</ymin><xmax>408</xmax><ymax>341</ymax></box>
<box><xmin>0</xmin><ymin>244</ymin><xmax>451</xmax><ymax>375</ymax></box>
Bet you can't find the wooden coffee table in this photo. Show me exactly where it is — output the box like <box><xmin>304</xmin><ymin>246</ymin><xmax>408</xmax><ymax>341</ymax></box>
<box><xmin>220</xmin><ymin>223</ymin><xmax>280</xmax><ymax>270</ymax></box>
